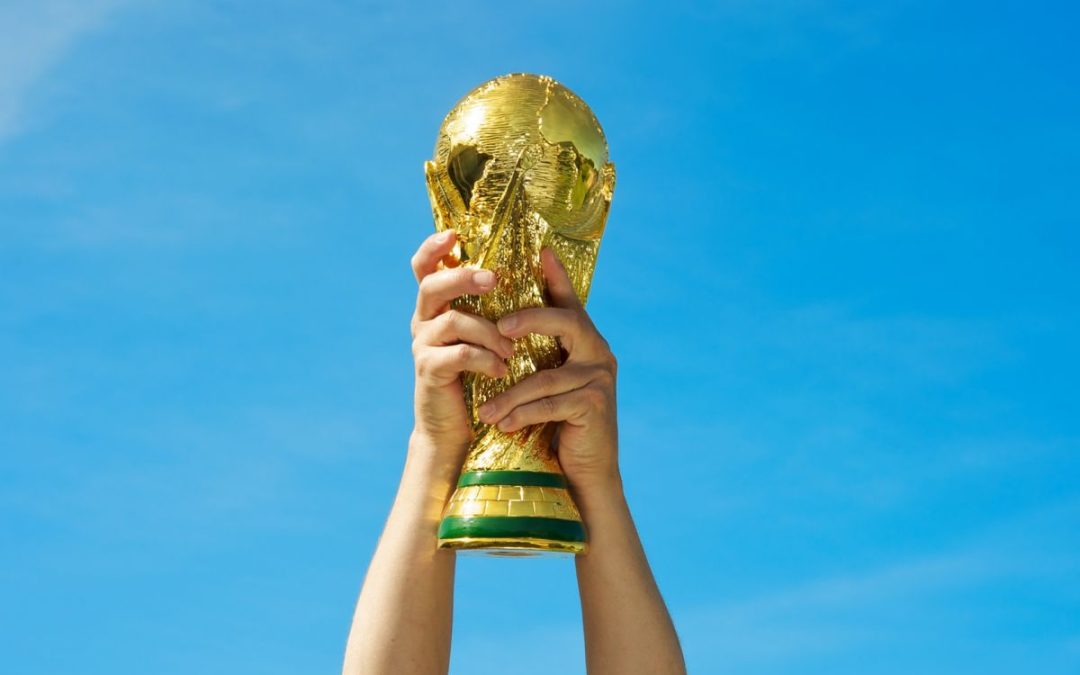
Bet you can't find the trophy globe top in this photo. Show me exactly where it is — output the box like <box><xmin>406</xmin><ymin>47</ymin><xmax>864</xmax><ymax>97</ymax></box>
<box><xmin>426</xmin><ymin>73</ymin><xmax>615</xmax><ymax>269</ymax></box>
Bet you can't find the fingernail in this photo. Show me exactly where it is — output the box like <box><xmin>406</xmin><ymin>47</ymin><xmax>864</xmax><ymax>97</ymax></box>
<box><xmin>474</xmin><ymin>270</ymin><xmax>495</xmax><ymax>288</ymax></box>
<box><xmin>500</xmin><ymin>339</ymin><xmax>515</xmax><ymax>358</ymax></box>
<box><xmin>498</xmin><ymin>315</ymin><xmax>518</xmax><ymax>334</ymax></box>
<box><xmin>436</xmin><ymin>230</ymin><xmax>452</xmax><ymax>242</ymax></box>
<box><xmin>498</xmin><ymin>418</ymin><xmax>514</xmax><ymax>432</ymax></box>
<box><xmin>478</xmin><ymin>403</ymin><xmax>495</xmax><ymax>421</ymax></box>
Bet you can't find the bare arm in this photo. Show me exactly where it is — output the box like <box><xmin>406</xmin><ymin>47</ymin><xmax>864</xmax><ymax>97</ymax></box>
<box><xmin>575</xmin><ymin>480</ymin><xmax>686</xmax><ymax>675</ymax></box>
<box><xmin>340</xmin><ymin>436</ymin><xmax>458</xmax><ymax>674</ymax></box>
<box><xmin>480</xmin><ymin>249</ymin><xmax>686</xmax><ymax>675</ymax></box>
<box><xmin>342</xmin><ymin>231</ymin><xmax>514</xmax><ymax>674</ymax></box>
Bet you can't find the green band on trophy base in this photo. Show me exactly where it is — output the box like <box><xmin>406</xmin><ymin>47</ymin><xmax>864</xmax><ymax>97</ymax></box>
<box><xmin>438</xmin><ymin>515</ymin><xmax>586</xmax><ymax>543</ymax></box>
<box><xmin>457</xmin><ymin>470</ymin><xmax>568</xmax><ymax>489</ymax></box>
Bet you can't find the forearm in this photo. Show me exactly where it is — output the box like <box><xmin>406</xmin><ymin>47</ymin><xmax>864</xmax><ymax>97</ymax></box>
<box><xmin>575</xmin><ymin>477</ymin><xmax>686</xmax><ymax>675</ymax></box>
<box><xmin>342</xmin><ymin>433</ymin><xmax>461</xmax><ymax>675</ymax></box>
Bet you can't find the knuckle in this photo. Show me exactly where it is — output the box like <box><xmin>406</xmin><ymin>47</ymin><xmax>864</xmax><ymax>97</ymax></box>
<box><xmin>441</xmin><ymin>309</ymin><xmax>461</xmax><ymax>334</ymax></box>
<box><xmin>417</xmin><ymin>274</ymin><xmax>435</xmax><ymax>298</ymax></box>
<box><xmin>603</xmin><ymin>350</ymin><xmax>618</xmax><ymax>374</ymax></box>
<box><xmin>590</xmin><ymin>335</ymin><xmax>617</xmax><ymax>371</ymax></box>
<box><xmin>541</xmin><ymin>396</ymin><xmax>558</xmax><ymax>416</ymax></box>
<box><xmin>413</xmin><ymin>317</ymin><xmax>434</xmax><ymax>341</ymax></box>
<box><xmin>453</xmin><ymin>266</ymin><xmax>474</xmax><ymax>287</ymax></box>
<box><xmin>414</xmin><ymin>351</ymin><xmax>431</xmax><ymax>377</ymax></box>
<box><xmin>594</xmin><ymin>366</ymin><xmax>616</xmax><ymax>388</ymax></box>
<box><xmin>573</xmin><ymin>311</ymin><xmax>589</xmax><ymax>332</ymax></box>
<box><xmin>455</xmin><ymin>343</ymin><xmax>474</xmax><ymax>365</ymax></box>
<box><xmin>583</xmin><ymin>385</ymin><xmax>608</xmax><ymax>409</ymax></box>
<box><xmin>534</xmin><ymin>369</ymin><xmax>557</xmax><ymax>393</ymax></box>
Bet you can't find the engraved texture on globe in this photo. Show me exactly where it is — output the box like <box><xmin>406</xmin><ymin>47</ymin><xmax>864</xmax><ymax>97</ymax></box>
<box><xmin>426</xmin><ymin>73</ymin><xmax>615</xmax><ymax>304</ymax></box>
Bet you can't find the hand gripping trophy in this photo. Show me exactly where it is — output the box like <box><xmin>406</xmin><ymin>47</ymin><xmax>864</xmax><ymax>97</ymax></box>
<box><xmin>425</xmin><ymin>74</ymin><xmax>616</xmax><ymax>555</ymax></box>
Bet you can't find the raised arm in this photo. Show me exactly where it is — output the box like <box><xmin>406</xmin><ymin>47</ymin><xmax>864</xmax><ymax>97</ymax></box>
<box><xmin>572</xmin><ymin>473</ymin><xmax>686</xmax><ymax>674</ymax></box>
<box><xmin>342</xmin><ymin>231</ymin><xmax>515</xmax><ymax>674</ymax></box>
<box><xmin>478</xmin><ymin>249</ymin><xmax>686</xmax><ymax>675</ymax></box>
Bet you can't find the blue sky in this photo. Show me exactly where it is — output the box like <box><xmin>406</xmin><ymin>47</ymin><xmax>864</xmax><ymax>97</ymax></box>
<box><xmin>1</xmin><ymin>1</ymin><xmax>1077</xmax><ymax>673</ymax></box>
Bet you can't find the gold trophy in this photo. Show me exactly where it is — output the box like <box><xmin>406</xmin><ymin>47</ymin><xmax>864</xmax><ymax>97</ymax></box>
<box><xmin>426</xmin><ymin>74</ymin><xmax>616</xmax><ymax>556</ymax></box>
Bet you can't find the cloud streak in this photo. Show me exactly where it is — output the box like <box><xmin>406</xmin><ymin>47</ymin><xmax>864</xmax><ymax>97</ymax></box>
<box><xmin>0</xmin><ymin>0</ymin><xmax>129</xmax><ymax>143</ymax></box>
<box><xmin>676</xmin><ymin>497</ymin><xmax>1080</xmax><ymax>669</ymax></box>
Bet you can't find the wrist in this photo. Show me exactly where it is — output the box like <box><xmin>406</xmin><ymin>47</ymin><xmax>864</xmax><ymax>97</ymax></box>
<box><xmin>570</xmin><ymin>469</ymin><xmax>626</xmax><ymax>519</ymax></box>
<box><xmin>382</xmin><ymin>432</ymin><xmax>463</xmax><ymax>529</ymax></box>
<box><xmin>404</xmin><ymin>430</ymin><xmax>466</xmax><ymax>487</ymax></box>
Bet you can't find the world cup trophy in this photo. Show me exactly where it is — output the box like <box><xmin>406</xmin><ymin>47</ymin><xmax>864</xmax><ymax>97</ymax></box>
<box><xmin>425</xmin><ymin>74</ymin><xmax>616</xmax><ymax>555</ymax></box>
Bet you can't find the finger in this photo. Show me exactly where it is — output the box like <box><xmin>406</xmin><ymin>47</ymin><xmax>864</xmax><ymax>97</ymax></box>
<box><xmin>497</xmin><ymin>306</ymin><xmax>591</xmax><ymax>354</ymax></box>
<box><xmin>415</xmin><ymin>343</ymin><xmax>508</xmax><ymax>384</ymax></box>
<box><xmin>411</xmin><ymin>230</ymin><xmax>457</xmax><ymax>281</ymax></box>
<box><xmin>495</xmin><ymin>386</ymin><xmax>607</xmax><ymax>433</ymax></box>
<box><xmin>477</xmin><ymin>365</ymin><xmax>598</xmax><ymax>425</ymax></box>
<box><xmin>418</xmin><ymin>310</ymin><xmax>515</xmax><ymax>358</ymax></box>
<box><xmin>541</xmin><ymin>247</ymin><xmax>583</xmax><ymax>310</ymax></box>
<box><xmin>416</xmin><ymin>266</ymin><xmax>497</xmax><ymax>320</ymax></box>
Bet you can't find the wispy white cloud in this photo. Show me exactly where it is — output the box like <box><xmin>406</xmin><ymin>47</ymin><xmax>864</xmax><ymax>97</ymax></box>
<box><xmin>675</xmin><ymin>549</ymin><xmax>989</xmax><ymax>666</ymax></box>
<box><xmin>0</xmin><ymin>0</ymin><xmax>130</xmax><ymax>143</ymax></box>
<box><xmin>676</xmin><ymin>498</ymin><xmax>1080</xmax><ymax>668</ymax></box>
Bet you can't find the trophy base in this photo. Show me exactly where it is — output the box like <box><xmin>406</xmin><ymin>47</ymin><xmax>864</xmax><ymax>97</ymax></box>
<box><xmin>438</xmin><ymin>471</ymin><xmax>587</xmax><ymax>557</ymax></box>
<box><xmin>440</xmin><ymin>536</ymin><xmax>585</xmax><ymax>557</ymax></box>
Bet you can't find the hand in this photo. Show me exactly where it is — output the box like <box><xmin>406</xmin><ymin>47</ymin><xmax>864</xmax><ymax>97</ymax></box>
<box><xmin>476</xmin><ymin>248</ymin><xmax>620</xmax><ymax>496</ymax></box>
<box><xmin>410</xmin><ymin>231</ymin><xmax>515</xmax><ymax>459</ymax></box>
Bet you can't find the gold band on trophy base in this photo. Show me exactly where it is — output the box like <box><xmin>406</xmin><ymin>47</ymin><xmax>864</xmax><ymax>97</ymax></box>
<box><xmin>425</xmin><ymin>74</ymin><xmax>615</xmax><ymax>557</ymax></box>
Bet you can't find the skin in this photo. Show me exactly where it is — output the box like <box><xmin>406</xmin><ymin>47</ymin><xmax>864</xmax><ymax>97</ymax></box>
<box><xmin>342</xmin><ymin>231</ymin><xmax>686</xmax><ymax>675</ymax></box>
